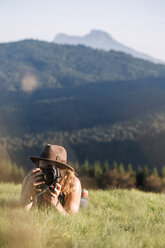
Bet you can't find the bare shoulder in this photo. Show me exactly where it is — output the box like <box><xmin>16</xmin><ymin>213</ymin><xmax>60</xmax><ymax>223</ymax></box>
<box><xmin>74</xmin><ymin>176</ymin><xmax>81</xmax><ymax>191</ymax></box>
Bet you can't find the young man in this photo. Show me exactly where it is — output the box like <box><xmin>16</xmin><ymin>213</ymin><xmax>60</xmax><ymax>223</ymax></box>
<box><xmin>20</xmin><ymin>144</ymin><xmax>85</xmax><ymax>215</ymax></box>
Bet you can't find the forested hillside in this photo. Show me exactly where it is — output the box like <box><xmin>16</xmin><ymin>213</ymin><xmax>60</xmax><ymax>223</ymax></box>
<box><xmin>0</xmin><ymin>40</ymin><xmax>165</xmax><ymax>171</ymax></box>
<box><xmin>0</xmin><ymin>40</ymin><xmax>165</xmax><ymax>91</ymax></box>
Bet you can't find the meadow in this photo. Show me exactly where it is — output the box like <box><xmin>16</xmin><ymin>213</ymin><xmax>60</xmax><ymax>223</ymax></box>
<box><xmin>0</xmin><ymin>183</ymin><xmax>165</xmax><ymax>248</ymax></box>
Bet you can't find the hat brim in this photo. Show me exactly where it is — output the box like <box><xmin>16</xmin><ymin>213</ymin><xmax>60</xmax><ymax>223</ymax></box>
<box><xmin>30</xmin><ymin>156</ymin><xmax>74</xmax><ymax>171</ymax></box>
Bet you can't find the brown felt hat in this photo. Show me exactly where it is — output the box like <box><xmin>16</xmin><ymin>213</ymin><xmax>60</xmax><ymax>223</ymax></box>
<box><xmin>30</xmin><ymin>144</ymin><xmax>74</xmax><ymax>171</ymax></box>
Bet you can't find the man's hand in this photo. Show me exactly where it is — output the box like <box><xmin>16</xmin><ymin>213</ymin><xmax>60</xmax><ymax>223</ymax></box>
<box><xmin>43</xmin><ymin>183</ymin><xmax>61</xmax><ymax>206</ymax></box>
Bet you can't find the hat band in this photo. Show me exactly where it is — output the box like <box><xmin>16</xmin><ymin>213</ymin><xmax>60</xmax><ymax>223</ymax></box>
<box><xmin>55</xmin><ymin>155</ymin><xmax>67</xmax><ymax>164</ymax></box>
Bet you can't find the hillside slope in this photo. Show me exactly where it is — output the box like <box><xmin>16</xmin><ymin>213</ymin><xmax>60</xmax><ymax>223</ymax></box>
<box><xmin>0</xmin><ymin>40</ymin><xmax>165</xmax><ymax>91</ymax></box>
<box><xmin>1</xmin><ymin>79</ymin><xmax>165</xmax><ymax>170</ymax></box>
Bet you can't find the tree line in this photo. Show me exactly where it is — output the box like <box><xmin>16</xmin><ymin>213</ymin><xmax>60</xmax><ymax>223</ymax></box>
<box><xmin>1</xmin><ymin>159</ymin><xmax>165</xmax><ymax>193</ymax></box>
<box><xmin>75</xmin><ymin>160</ymin><xmax>165</xmax><ymax>193</ymax></box>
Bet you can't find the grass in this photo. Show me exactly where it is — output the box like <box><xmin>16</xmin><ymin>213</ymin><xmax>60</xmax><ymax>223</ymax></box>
<box><xmin>0</xmin><ymin>183</ymin><xmax>165</xmax><ymax>248</ymax></box>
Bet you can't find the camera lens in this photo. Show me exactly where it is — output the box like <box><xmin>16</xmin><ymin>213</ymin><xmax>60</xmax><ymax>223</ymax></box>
<box><xmin>45</xmin><ymin>168</ymin><xmax>55</xmax><ymax>182</ymax></box>
<box><xmin>41</xmin><ymin>165</ymin><xmax>61</xmax><ymax>186</ymax></box>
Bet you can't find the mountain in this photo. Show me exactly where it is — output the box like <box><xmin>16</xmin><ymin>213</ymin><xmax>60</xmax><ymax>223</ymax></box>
<box><xmin>54</xmin><ymin>29</ymin><xmax>164</xmax><ymax>64</ymax></box>
<box><xmin>1</xmin><ymin>40</ymin><xmax>165</xmax><ymax>170</ymax></box>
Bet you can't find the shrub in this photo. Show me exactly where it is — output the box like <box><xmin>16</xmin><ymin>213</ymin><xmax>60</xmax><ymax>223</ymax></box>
<box><xmin>0</xmin><ymin>160</ymin><xmax>25</xmax><ymax>183</ymax></box>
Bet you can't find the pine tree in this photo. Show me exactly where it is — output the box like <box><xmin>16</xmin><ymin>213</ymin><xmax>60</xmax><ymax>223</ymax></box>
<box><xmin>161</xmin><ymin>166</ymin><xmax>165</xmax><ymax>177</ymax></box>
<box><xmin>93</xmin><ymin>161</ymin><xmax>102</xmax><ymax>178</ymax></box>
<box><xmin>137</xmin><ymin>165</ymin><xmax>142</xmax><ymax>173</ymax></box>
<box><xmin>127</xmin><ymin>163</ymin><xmax>133</xmax><ymax>175</ymax></box>
<box><xmin>143</xmin><ymin>165</ymin><xmax>149</xmax><ymax>177</ymax></box>
<box><xmin>112</xmin><ymin>161</ymin><xmax>118</xmax><ymax>172</ymax></box>
<box><xmin>152</xmin><ymin>167</ymin><xmax>158</xmax><ymax>176</ymax></box>
<box><xmin>103</xmin><ymin>160</ymin><xmax>109</xmax><ymax>173</ymax></box>
<box><xmin>136</xmin><ymin>165</ymin><xmax>147</xmax><ymax>189</ymax></box>
<box><xmin>118</xmin><ymin>163</ymin><xmax>125</xmax><ymax>174</ymax></box>
<box><xmin>81</xmin><ymin>159</ymin><xmax>90</xmax><ymax>175</ymax></box>
<box><xmin>74</xmin><ymin>162</ymin><xmax>80</xmax><ymax>173</ymax></box>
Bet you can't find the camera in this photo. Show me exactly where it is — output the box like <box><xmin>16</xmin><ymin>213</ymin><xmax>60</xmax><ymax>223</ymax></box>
<box><xmin>38</xmin><ymin>165</ymin><xmax>61</xmax><ymax>189</ymax></box>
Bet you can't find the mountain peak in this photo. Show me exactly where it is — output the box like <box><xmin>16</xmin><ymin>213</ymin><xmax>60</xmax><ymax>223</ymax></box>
<box><xmin>85</xmin><ymin>29</ymin><xmax>113</xmax><ymax>40</ymax></box>
<box><xmin>89</xmin><ymin>29</ymin><xmax>112</xmax><ymax>37</ymax></box>
<box><xmin>53</xmin><ymin>30</ymin><xmax>164</xmax><ymax>64</ymax></box>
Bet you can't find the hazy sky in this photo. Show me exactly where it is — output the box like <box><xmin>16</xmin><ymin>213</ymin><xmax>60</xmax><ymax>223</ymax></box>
<box><xmin>0</xmin><ymin>0</ymin><xmax>165</xmax><ymax>60</ymax></box>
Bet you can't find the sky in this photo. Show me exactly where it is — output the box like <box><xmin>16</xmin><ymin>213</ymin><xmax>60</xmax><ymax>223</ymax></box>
<box><xmin>0</xmin><ymin>0</ymin><xmax>165</xmax><ymax>60</ymax></box>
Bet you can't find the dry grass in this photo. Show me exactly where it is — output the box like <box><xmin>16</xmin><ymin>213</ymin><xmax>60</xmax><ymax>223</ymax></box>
<box><xmin>0</xmin><ymin>183</ymin><xmax>165</xmax><ymax>247</ymax></box>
